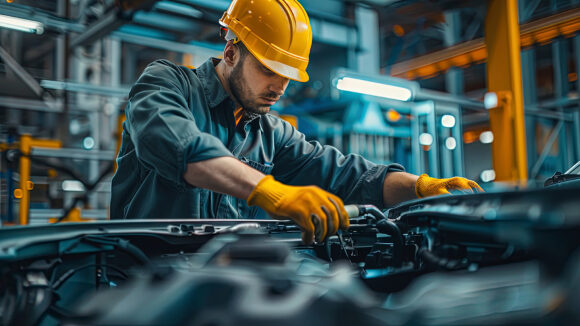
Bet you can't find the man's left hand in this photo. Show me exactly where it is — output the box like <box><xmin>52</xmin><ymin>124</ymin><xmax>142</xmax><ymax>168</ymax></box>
<box><xmin>415</xmin><ymin>174</ymin><xmax>483</xmax><ymax>198</ymax></box>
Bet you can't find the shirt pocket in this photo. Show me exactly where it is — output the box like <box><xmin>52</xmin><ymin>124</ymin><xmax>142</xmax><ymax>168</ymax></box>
<box><xmin>216</xmin><ymin>157</ymin><xmax>274</xmax><ymax>219</ymax></box>
<box><xmin>239</xmin><ymin>157</ymin><xmax>274</xmax><ymax>175</ymax></box>
<box><xmin>240</xmin><ymin>157</ymin><xmax>274</xmax><ymax>218</ymax></box>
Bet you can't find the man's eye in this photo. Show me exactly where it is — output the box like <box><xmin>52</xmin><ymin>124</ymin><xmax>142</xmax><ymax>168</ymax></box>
<box><xmin>262</xmin><ymin>68</ymin><xmax>275</xmax><ymax>76</ymax></box>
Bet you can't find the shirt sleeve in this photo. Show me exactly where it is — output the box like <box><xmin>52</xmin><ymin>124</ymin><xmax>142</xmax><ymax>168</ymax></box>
<box><xmin>125</xmin><ymin>60</ymin><xmax>233</xmax><ymax>189</ymax></box>
<box><xmin>271</xmin><ymin>118</ymin><xmax>405</xmax><ymax>208</ymax></box>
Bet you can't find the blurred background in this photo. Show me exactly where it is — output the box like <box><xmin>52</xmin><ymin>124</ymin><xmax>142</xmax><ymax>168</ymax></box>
<box><xmin>0</xmin><ymin>0</ymin><xmax>579</xmax><ymax>225</ymax></box>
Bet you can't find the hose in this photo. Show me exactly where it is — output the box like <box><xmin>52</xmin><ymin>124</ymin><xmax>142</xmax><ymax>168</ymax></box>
<box><xmin>346</xmin><ymin>204</ymin><xmax>405</xmax><ymax>267</ymax></box>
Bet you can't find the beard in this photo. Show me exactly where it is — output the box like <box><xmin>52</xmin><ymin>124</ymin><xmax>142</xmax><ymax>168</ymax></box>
<box><xmin>228</xmin><ymin>59</ymin><xmax>278</xmax><ymax>115</ymax></box>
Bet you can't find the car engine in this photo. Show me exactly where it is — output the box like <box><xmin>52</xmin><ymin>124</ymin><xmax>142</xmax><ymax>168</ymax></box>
<box><xmin>0</xmin><ymin>184</ymin><xmax>579</xmax><ymax>325</ymax></box>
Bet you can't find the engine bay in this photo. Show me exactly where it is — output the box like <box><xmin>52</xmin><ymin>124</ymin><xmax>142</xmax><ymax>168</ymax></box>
<box><xmin>1</xmin><ymin>184</ymin><xmax>579</xmax><ymax>325</ymax></box>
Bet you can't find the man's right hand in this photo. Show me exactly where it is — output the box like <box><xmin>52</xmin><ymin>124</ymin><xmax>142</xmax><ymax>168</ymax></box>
<box><xmin>247</xmin><ymin>175</ymin><xmax>349</xmax><ymax>244</ymax></box>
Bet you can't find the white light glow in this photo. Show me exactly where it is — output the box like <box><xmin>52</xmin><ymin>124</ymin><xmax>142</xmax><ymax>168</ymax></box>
<box><xmin>69</xmin><ymin>120</ymin><xmax>81</xmax><ymax>135</ymax></box>
<box><xmin>480</xmin><ymin>169</ymin><xmax>496</xmax><ymax>182</ymax></box>
<box><xmin>445</xmin><ymin>137</ymin><xmax>457</xmax><ymax>150</ymax></box>
<box><xmin>82</xmin><ymin>137</ymin><xmax>95</xmax><ymax>150</ymax></box>
<box><xmin>62</xmin><ymin>180</ymin><xmax>84</xmax><ymax>192</ymax></box>
<box><xmin>0</xmin><ymin>14</ymin><xmax>44</xmax><ymax>34</ymax></box>
<box><xmin>336</xmin><ymin>77</ymin><xmax>412</xmax><ymax>101</ymax></box>
<box><xmin>484</xmin><ymin>92</ymin><xmax>498</xmax><ymax>109</ymax></box>
<box><xmin>441</xmin><ymin>114</ymin><xmax>456</xmax><ymax>128</ymax></box>
<box><xmin>103</xmin><ymin>102</ymin><xmax>115</xmax><ymax>116</ymax></box>
<box><xmin>419</xmin><ymin>133</ymin><xmax>433</xmax><ymax>146</ymax></box>
<box><xmin>480</xmin><ymin>131</ymin><xmax>494</xmax><ymax>144</ymax></box>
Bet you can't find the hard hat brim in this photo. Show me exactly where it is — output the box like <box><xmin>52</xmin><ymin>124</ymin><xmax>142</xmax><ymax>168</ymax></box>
<box><xmin>257</xmin><ymin>56</ymin><xmax>309</xmax><ymax>83</ymax></box>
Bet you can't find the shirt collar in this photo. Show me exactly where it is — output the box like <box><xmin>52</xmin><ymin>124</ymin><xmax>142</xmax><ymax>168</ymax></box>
<box><xmin>196</xmin><ymin>57</ymin><xmax>264</xmax><ymax>130</ymax></box>
<box><xmin>196</xmin><ymin>57</ymin><xmax>231</xmax><ymax>108</ymax></box>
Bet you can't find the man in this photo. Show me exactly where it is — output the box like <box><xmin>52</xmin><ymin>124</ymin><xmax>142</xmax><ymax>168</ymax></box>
<box><xmin>110</xmin><ymin>0</ymin><xmax>482</xmax><ymax>244</ymax></box>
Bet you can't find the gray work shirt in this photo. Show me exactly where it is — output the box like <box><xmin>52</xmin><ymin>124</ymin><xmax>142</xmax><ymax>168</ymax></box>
<box><xmin>110</xmin><ymin>58</ymin><xmax>404</xmax><ymax>219</ymax></box>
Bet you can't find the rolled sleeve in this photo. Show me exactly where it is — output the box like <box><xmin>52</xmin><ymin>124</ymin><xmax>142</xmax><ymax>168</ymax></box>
<box><xmin>272</xmin><ymin>118</ymin><xmax>404</xmax><ymax>208</ymax></box>
<box><xmin>125</xmin><ymin>60</ymin><xmax>233</xmax><ymax>189</ymax></box>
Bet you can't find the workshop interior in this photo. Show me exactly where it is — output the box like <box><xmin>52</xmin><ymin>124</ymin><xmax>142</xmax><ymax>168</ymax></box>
<box><xmin>1</xmin><ymin>0</ymin><xmax>580</xmax><ymax>325</ymax></box>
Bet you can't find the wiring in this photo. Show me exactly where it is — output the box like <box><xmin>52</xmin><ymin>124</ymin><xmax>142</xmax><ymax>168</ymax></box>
<box><xmin>81</xmin><ymin>236</ymin><xmax>151</xmax><ymax>266</ymax></box>
<box><xmin>52</xmin><ymin>263</ymin><xmax>128</xmax><ymax>290</ymax></box>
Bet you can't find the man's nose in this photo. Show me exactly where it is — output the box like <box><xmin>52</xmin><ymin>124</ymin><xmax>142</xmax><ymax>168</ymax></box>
<box><xmin>270</xmin><ymin>76</ymin><xmax>290</xmax><ymax>95</ymax></box>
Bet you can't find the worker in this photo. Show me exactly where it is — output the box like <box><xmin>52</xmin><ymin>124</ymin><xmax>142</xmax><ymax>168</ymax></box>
<box><xmin>110</xmin><ymin>0</ymin><xmax>483</xmax><ymax>244</ymax></box>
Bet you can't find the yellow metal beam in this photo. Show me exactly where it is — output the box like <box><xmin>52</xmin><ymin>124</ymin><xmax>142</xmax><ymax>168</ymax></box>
<box><xmin>391</xmin><ymin>6</ymin><xmax>580</xmax><ymax>79</ymax></box>
<box><xmin>18</xmin><ymin>135</ymin><xmax>61</xmax><ymax>225</ymax></box>
<box><xmin>484</xmin><ymin>0</ymin><xmax>528</xmax><ymax>184</ymax></box>
<box><xmin>48</xmin><ymin>207</ymin><xmax>95</xmax><ymax>223</ymax></box>
<box><xmin>18</xmin><ymin>135</ymin><xmax>31</xmax><ymax>226</ymax></box>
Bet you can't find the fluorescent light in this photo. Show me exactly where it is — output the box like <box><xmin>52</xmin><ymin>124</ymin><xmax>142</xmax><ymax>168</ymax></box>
<box><xmin>479</xmin><ymin>131</ymin><xmax>494</xmax><ymax>144</ymax></box>
<box><xmin>484</xmin><ymin>92</ymin><xmax>498</xmax><ymax>109</ymax></box>
<box><xmin>69</xmin><ymin>119</ymin><xmax>82</xmax><ymax>135</ymax></box>
<box><xmin>445</xmin><ymin>137</ymin><xmax>457</xmax><ymax>150</ymax></box>
<box><xmin>82</xmin><ymin>137</ymin><xmax>95</xmax><ymax>150</ymax></box>
<box><xmin>419</xmin><ymin>133</ymin><xmax>433</xmax><ymax>146</ymax></box>
<box><xmin>480</xmin><ymin>169</ymin><xmax>496</xmax><ymax>182</ymax></box>
<box><xmin>62</xmin><ymin>180</ymin><xmax>84</xmax><ymax>192</ymax></box>
<box><xmin>336</xmin><ymin>77</ymin><xmax>413</xmax><ymax>101</ymax></box>
<box><xmin>441</xmin><ymin>114</ymin><xmax>456</xmax><ymax>128</ymax></box>
<box><xmin>0</xmin><ymin>14</ymin><xmax>44</xmax><ymax>34</ymax></box>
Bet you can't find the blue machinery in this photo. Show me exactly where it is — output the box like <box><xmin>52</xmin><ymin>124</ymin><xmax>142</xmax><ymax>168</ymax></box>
<box><xmin>280</xmin><ymin>94</ymin><xmax>465</xmax><ymax>179</ymax></box>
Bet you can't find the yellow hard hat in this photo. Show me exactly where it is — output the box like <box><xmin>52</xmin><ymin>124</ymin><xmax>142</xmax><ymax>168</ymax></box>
<box><xmin>219</xmin><ymin>0</ymin><xmax>313</xmax><ymax>82</ymax></box>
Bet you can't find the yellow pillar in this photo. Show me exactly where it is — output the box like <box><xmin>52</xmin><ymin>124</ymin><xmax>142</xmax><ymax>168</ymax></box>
<box><xmin>18</xmin><ymin>135</ymin><xmax>32</xmax><ymax>225</ymax></box>
<box><xmin>484</xmin><ymin>0</ymin><xmax>528</xmax><ymax>184</ymax></box>
<box><xmin>17</xmin><ymin>135</ymin><xmax>61</xmax><ymax>225</ymax></box>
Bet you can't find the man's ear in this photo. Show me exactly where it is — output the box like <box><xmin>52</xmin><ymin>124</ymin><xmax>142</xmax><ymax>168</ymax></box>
<box><xmin>223</xmin><ymin>41</ymin><xmax>237</xmax><ymax>66</ymax></box>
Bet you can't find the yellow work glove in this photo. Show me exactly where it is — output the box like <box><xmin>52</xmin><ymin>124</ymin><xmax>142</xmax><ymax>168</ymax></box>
<box><xmin>247</xmin><ymin>175</ymin><xmax>349</xmax><ymax>244</ymax></box>
<box><xmin>415</xmin><ymin>174</ymin><xmax>484</xmax><ymax>198</ymax></box>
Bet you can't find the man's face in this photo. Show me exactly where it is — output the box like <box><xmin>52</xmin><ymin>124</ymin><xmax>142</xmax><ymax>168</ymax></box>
<box><xmin>228</xmin><ymin>52</ymin><xmax>290</xmax><ymax>114</ymax></box>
